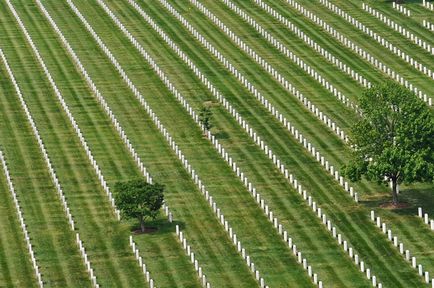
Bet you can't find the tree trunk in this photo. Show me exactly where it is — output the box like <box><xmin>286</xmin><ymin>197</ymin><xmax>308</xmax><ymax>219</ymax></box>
<box><xmin>140</xmin><ymin>216</ymin><xmax>145</xmax><ymax>233</ymax></box>
<box><xmin>391</xmin><ymin>178</ymin><xmax>399</xmax><ymax>205</ymax></box>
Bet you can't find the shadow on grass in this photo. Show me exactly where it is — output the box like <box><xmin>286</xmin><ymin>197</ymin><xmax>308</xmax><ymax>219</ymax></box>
<box><xmin>361</xmin><ymin>182</ymin><xmax>434</xmax><ymax>217</ymax></box>
<box><xmin>127</xmin><ymin>217</ymin><xmax>187</xmax><ymax>236</ymax></box>
<box><xmin>213</xmin><ymin>130</ymin><xmax>230</xmax><ymax>140</ymax></box>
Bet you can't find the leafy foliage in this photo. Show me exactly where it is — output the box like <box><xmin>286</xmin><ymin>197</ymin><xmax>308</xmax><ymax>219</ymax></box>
<box><xmin>344</xmin><ymin>81</ymin><xmax>434</xmax><ymax>204</ymax></box>
<box><xmin>199</xmin><ymin>105</ymin><xmax>213</xmax><ymax>131</ymax></box>
<box><xmin>114</xmin><ymin>180</ymin><xmax>165</xmax><ymax>231</ymax></box>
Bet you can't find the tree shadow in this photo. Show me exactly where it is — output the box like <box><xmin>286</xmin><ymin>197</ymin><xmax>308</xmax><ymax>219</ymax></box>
<box><xmin>213</xmin><ymin>130</ymin><xmax>230</xmax><ymax>140</ymax></box>
<box><xmin>361</xmin><ymin>183</ymin><xmax>434</xmax><ymax>217</ymax></box>
<box><xmin>128</xmin><ymin>217</ymin><xmax>186</xmax><ymax>236</ymax></box>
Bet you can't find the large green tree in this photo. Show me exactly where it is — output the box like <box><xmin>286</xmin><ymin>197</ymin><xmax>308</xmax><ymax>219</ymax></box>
<box><xmin>114</xmin><ymin>180</ymin><xmax>165</xmax><ymax>232</ymax></box>
<box><xmin>344</xmin><ymin>81</ymin><xmax>434</xmax><ymax>205</ymax></box>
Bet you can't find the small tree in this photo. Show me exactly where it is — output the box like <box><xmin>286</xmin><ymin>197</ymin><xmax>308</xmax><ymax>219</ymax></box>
<box><xmin>344</xmin><ymin>81</ymin><xmax>434</xmax><ymax>205</ymax></box>
<box><xmin>199</xmin><ymin>105</ymin><xmax>213</xmax><ymax>131</ymax></box>
<box><xmin>114</xmin><ymin>180</ymin><xmax>165</xmax><ymax>232</ymax></box>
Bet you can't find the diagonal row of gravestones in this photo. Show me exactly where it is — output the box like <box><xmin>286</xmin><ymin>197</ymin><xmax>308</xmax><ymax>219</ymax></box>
<box><xmin>129</xmin><ymin>237</ymin><xmax>157</xmax><ymax>288</ymax></box>
<box><xmin>251</xmin><ymin>0</ymin><xmax>371</xmax><ymax>90</ymax></box>
<box><xmin>220</xmin><ymin>0</ymin><xmax>361</xmax><ymax>116</ymax></box>
<box><xmin>0</xmin><ymin>150</ymin><xmax>44</xmax><ymax>288</ymax></box>
<box><xmin>422</xmin><ymin>20</ymin><xmax>434</xmax><ymax>32</ymax></box>
<box><xmin>361</xmin><ymin>3</ymin><xmax>434</xmax><ymax>66</ymax></box>
<box><xmin>0</xmin><ymin>42</ymin><xmax>98</xmax><ymax>287</ymax></box>
<box><xmin>371</xmin><ymin>211</ymin><xmax>434</xmax><ymax>286</ymax></box>
<box><xmin>418</xmin><ymin>208</ymin><xmax>434</xmax><ymax>231</ymax></box>
<box><xmin>189</xmin><ymin>0</ymin><xmax>354</xmax><ymax>143</ymax></box>
<box><xmin>392</xmin><ymin>2</ymin><xmax>411</xmax><ymax>17</ymax></box>
<box><xmin>174</xmin><ymin>227</ymin><xmax>212</xmax><ymax>288</ymax></box>
<box><xmin>76</xmin><ymin>233</ymin><xmax>99</xmax><ymax>287</ymax></box>
<box><xmin>163</xmin><ymin>0</ymin><xmax>360</xmax><ymax>202</ymax></box>
<box><xmin>321</xmin><ymin>0</ymin><xmax>434</xmax><ymax>76</ymax></box>
<box><xmin>285</xmin><ymin>0</ymin><xmax>432</xmax><ymax>106</ymax></box>
<box><xmin>36</xmin><ymin>1</ymin><xmax>199</xmax><ymax>286</ymax></box>
<box><xmin>123</xmin><ymin>1</ymin><xmax>387</xmax><ymax>286</ymax></box>
<box><xmin>422</xmin><ymin>0</ymin><xmax>434</xmax><ymax>11</ymax></box>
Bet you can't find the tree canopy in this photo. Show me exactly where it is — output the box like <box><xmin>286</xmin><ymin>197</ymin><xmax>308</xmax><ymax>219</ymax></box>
<box><xmin>344</xmin><ymin>81</ymin><xmax>434</xmax><ymax>205</ymax></box>
<box><xmin>114</xmin><ymin>180</ymin><xmax>165</xmax><ymax>232</ymax></box>
<box><xmin>199</xmin><ymin>105</ymin><xmax>213</xmax><ymax>131</ymax></box>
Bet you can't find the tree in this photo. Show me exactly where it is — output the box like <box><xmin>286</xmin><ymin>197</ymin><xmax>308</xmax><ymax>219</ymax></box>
<box><xmin>199</xmin><ymin>105</ymin><xmax>213</xmax><ymax>131</ymax></box>
<box><xmin>114</xmin><ymin>180</ymin><xmax>165</xmax><ymax>232</ymax></box>
<box><xmin>344</xmin><ymin>81</ymin><xmax>434</xmax><ymax>205</ymax></box>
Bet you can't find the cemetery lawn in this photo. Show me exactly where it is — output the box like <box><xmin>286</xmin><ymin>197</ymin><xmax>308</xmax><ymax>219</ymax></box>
<box><xmin>0</xmin><ymin>0</ymin><xmax>432</xmax><ymax>287</ymax></box>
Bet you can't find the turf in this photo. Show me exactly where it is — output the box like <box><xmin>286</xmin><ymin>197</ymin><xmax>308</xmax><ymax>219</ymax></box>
<box><xmin>0</xmin><ymin>0</ymin><xmax>432</xmax><ymax>286</ymax></box>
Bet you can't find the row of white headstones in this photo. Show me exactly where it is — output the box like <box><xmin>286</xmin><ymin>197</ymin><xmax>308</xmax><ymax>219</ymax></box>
<box><xmin>37</xmin><ymin>0</ymin><xmax>214</xmax><ymax>287</ymax></box>
<box><xmin>422</xmin><ymin>20</ymin><xmax>434</xmax><ymax>32</ymax></box>
<box><xmin>285</xmin><ymin>0</ymin><xmax>432</xmax><ymax>106</ymax></box>
<box><xmin>362</xmin><ymin>3</ymin><xmax>434</xmax><ymax>60</ymax></box>
<box><xmin>422</xmin><ymin>0</ymin><xmax>434</xmax><ymax>11</ymax></box>
<box><xmin>320</xmin><ymin>0</ymin><xmax>434</xmax><ymax>80</ymax></box>
<box><xmin>371</xmin><ymin>211</ymin><xmax>434</xmax><ymax>287</ymax></box>
<box><xmin>0</xmin><ymin>150</ymin><xmax>43</xmax><ymax>288</ymax></box>
<box><xmin>418</xmin><ymin>208</ymin><xmax>434</xmax><ymax>231</ymax></box>
<box><xmin>392</xmin><ymin>2</ymin><xmax>411</xmax><ymax>17</ymax></box>
<box><xmin>128</xmin><ymin>0</ymin><xmax>389</xmax><ymax>286</ymax></box>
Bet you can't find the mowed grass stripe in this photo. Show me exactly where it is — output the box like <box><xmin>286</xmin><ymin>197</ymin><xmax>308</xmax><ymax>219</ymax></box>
<box><xmin>0</xmin><ymin>52</ymin><xmax>91</xmax><ymax>286</ymax></box>
<box><xmin>269</xmin><ymin>0</ymin><xmax>434</xmax><ymax>96</ymax></box>
<box><xmin>0</xmin><ymin>146</ymin><xmax>37</xmax><ymax>287</ymax></box>
<box><xmin>104</xmin><ymin>0</ymin><xmax>428</xmax><ymax>286</ymax></box>
<box><xmin>44</xmin><ymin>0</ymin><xmax>258</xmax><ymax>286</ymax></box>
<box><xmin>3</xmin><ymin>1</ymin><xmax>148</xmax><ymax>286</ymax></box>
<box><xmin>32</xmin><ymin>1</ymin><xmax>207</xmax><ymax>286</ymax></box>
<box><xmin>128</xmin><ymin>1</ymin><xmax>373</xmax><ymax>286</ymax></box>
<box><xmin>69</xmin><ymin>0</ymin><xmax>317</xmax><ymax>286</ymax></box>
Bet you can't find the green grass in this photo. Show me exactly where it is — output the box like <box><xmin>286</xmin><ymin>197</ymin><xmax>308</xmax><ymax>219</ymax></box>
<box><xmin>0</xmin><ymin>0</ymin><xmax>432</xmax><ymax>286</ymax></box>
